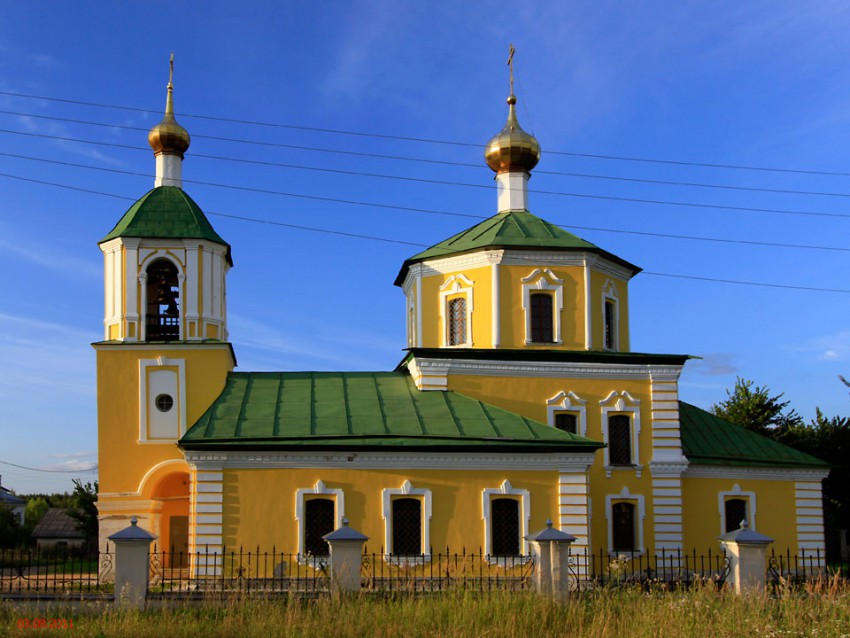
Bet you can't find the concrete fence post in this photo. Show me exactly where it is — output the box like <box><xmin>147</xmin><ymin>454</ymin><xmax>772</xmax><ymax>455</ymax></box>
<box><xmin>526</xmin><ymin>519</ymin><xmax>576</xmax><ymax>601</ymax></box>
<box><xmin>108</xmin><ymin>517</ymin><xmax>157</xmax><ymax>609</ymax></box>
<box><xmin>719</xmin><ymin>519</ymin><xmax>774</xmax><ymax>595</ymax></box>
<box><xmin>323</xmin><ymin>517</ymin><xmax>368</xmax><ymax>596</ymax></box>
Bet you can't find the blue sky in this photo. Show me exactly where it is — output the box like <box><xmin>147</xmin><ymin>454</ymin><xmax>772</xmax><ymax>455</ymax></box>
<box><xmin>2</xmin><ymin>2</ymin><xmax>850</xmax><ymax>493</ymax></box>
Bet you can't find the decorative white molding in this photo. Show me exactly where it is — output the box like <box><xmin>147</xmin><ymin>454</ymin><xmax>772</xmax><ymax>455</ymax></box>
<box><xmin>182</xmin><ymin>450</ymin><xmax>598</xmax><ymax>472</ymax></box>
<box><xmin>648</xmin><ymin>461</ymin><xmax>689</xmax><ymax>478</ymax></box>
<box><xmin>601</xmin><ymin>280</ymin><xmax>620</xmax><ymax>351</ymax></box>
<box><xmin>136</xmin><ymin>458</ymin><xmax>192</xmax><ymax>496</ymax></box>
<box><xmin>481</xmin><ymin>480</ymin><xmax>531</xmax><ymax>557</ymax></box>
<box><xmin>139</xmin><ymin>358</ymin><xmax>187</xmax><ymax>442</ymax></box>
<box><xmin>521</xmin><ymin>269</ymin><xmax>564</xmax><ymax>345</ymax></box>
<box><xmin>295</xmin><ymin>480</ymin><xmax>345</xmax><ymax>559</ymax></box>
<box><xmin>499</xmin><ymin>251</ymin><xmax>635</xmax><ymax>282</ymax></box>
<box><xmin>584</xmin><ymin>266</ymin><xmax>592</xmax><ymax>350</ymax></box>
<box><xmin>605</xmin><ymin>486</ymin><xmax>646</xmax><ymax>555</ymax></box>
<box><xmin>408</xmin><ymin>356</ymin><xmax>683</xmax><ymax>381</ymax></box>
<box><xmin>546</xmin><ymin>391</ymin><xmax>587</xmax><ymax>437</ymax></box>
<box><xmin>382</xmin><ymin>480</ymin><xmax>433</xmax><ymax>559</ymax></box>
<box><xmin>600</xmin><ymin>391</ymin><xmax>642</xmax><ymax>477</ymax></box>
<box><xmin>718</xmin><ymin>483</ymin><xmax>757</xmax><ymax>533</ymax></box>
<box><xmin>439</xmin><ymin>274</ymin><xmax>474</xmax><ymax>347</ymax></box>
<box><xmin>684</xmin><ymin>466</ymin><xmax>829</xmax><ymax>482</ymax></box>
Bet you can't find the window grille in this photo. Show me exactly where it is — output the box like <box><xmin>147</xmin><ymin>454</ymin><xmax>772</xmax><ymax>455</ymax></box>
<box><xmin>490</xmin><ymin>498</ymin><xmax>520</xmax><ymax>556</ymax></box>
<box><xmin>530</xmin><ymin>293</ymin><xmax>554</xmax><ymax>342</ymax></box>
<box><xmin>304</xmin><ymin>498</ymin><xmax>335</xmax><ymax>556</ymax></box>
<box><xmin>608</xmin><ymin>415</ymin><xmax>632</xmax><ymax>465</ymax></box>
<box><xmin>604</xmin><ymin>299</ymin><xmax>617</xmax><ymax>350</ymax></box>
<box><xmin>612</xmin><ymin>502</ymin><xmax>636</xmax><ymax>552</ymax></box>
<box><xmin>392</xmin><ymin>498</ymin><xmax>422</xmax><ymax>555</ymax></box>
<box><xmin>554</xmin><ymin>412</ymin><xmax>578</xmax><ymax>435</ymax></box>
<box><xmin>724</xmin><ymin>498</ymin><xmax>748</xmax><ymax>533</ymax></box>
<box><xmin>448</xmin><ymin>298</ymin><xmax>467</xmax><ymax>346</ymax></box>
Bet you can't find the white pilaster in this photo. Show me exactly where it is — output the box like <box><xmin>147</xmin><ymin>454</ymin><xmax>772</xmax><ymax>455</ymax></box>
<box><xmin>491</xmin><ymin>263</ymin><xmax>500</xmax><ymax>347</ymax></box>
<box><xmin>189</xmin><ymin>466</ymin><xmax>224</xmax><ymax>576</ymax></box>
<box><xmin>558</xmin><ymin>471</ymin><xmax>590</xmax><ymax>578</ymax></box>
<box><xmin>495</xmin><ymin>171</ymin><xmax>529</xmax><ymax>212</ymax></box>
<box><xmin>795</xmin><ymin>480</ymin><xmax>826</xmax><ymax>567</ymax></box>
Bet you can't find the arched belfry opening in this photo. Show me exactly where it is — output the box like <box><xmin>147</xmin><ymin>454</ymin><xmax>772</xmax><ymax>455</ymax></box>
<box><xmin>146</xmin><ymin>259</ymin><xmax>180</xmax><ymax>341</ymax></box>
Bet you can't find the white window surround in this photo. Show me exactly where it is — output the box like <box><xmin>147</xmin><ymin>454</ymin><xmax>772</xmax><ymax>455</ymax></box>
<box><xmin>605</xmin><ymin>486</ymin><xmax>646</xmax><ymax>556</ymax></box>
<box><xmin>438</xmin><ymin>274</ymin><xmax>474</xmax><ymax>347</ymax></box>
<box><xmin>546</xmin><ymin>391</ymin><xmax>587</xmax><ymax>437</ymax></box>
<box><xmin>718</xmin><ymin>484</ymin><xmax>757</xmax><ymax>534</ymax></box>
<box><xmin>601</xmin><ymin>279</ymin><xmax>620</xmax><ymax>351</ymax></box>
<box><xmin>139</xmin><ymin>357</ymin><xmax>187</xmax><ymax>443</ymax></box>
<box><xmin>295</xmin><ymin>480</ymin><xmax>345</xmax><ymax>560</ymax></box>
<box><xmin>600</xmin><ymin>391</ymin><xmax>642</xmax><ymax>478</ymax></box>
<box><xmin>381</xmin><ymin>480</ymin><xmax>433</xmax><ymax>562</ymax></box>
<box><xmin>481</xmin><ymin>480</ymin><xmax>531</xmax><ymax>559</ymax></box>
<box><xmin>138</xmin><ymin>251</ymin><xmax>186</xmax><ymax>342</ymax></box>
<box><xmin>521</xmin><ymin>269</ymin><xmax>564</xmax><ymax>344</ymax></box>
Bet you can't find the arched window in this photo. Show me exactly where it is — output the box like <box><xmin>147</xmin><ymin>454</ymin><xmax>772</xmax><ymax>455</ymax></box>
<box><xmin>612</xmin><ymin>502</ymin><xmax>636</xmax><ymax>553</ymax></box>
<box><xmin>304</xmin><ymin>498</ymin><xmax>335</xmax><ymax>557</ymax></box>
<box><xmin>490</xmin><ymin>498</ymin><xmax>520</xmax><ymax>556</ymax></box>
<box><xmin>530</xmin><ymin>293</ymin><xmax>554</xmax><ymax>343</ymax></box>
<box><xmin>146</xmin><ymin>259</ymin><xmax>180</xmax><ymax>341</ymax></box>
<box><xmin>448</xmin><ymin>298</ymin><xmax>467</xmax><ymax>346</ymax></box>
<box><xmin>392</xmin><ymin>497</ymin><xmax>422</xmax><ymax>556</ymax></box>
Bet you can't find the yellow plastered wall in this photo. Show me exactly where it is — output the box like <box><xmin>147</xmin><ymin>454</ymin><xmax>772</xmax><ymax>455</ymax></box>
<box><xmin>96</xmin><ymin>345</ymin><xmax>234</xmax><ymax>495</ymax></box>
<box><xmin>589</xmin><ymin>270</ymin><xmax>630</xmax><ymax>351</ymax></box>
<box><xmin>682</xmin><ymin>476</ymin><xmax>799</xmax><ymax>552</ymax></box>
<box><xmin>419</xmin><ymin>266</ymin><xmax>492</xmax><ymax>348</ymax></box>
<box><xmin>219</xmin><ymin>468</ymin><xmax>561</xmax><ymax>553</ymax></box>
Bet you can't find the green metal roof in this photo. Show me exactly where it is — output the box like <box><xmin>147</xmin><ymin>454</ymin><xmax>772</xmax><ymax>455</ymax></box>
<box><xmin>100</xmin><ymin>186</ymin><xmax>231</xmax><ymax>264</ymax></box>
<box><xmin>398</xmin><ymin>348</ymin><xmax>692</xmax><ymax>370</ymax></box>
<box><xmin>180</xmin><ymin>371</ymin><xmax>603</xmax><ymax>453</ymax></box>
<box><xmin>394</xmin><ymin>210</ymin><xmax>640</xmax><ymax>286</ymax></box>
<box><xmin>679</xmin><ymin>402</ymin><xmax>828</xmax><ymax>469</ymax></box>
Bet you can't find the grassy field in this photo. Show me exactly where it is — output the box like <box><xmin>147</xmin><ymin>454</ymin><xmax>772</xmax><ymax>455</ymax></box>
<box><xmin>2</xmin><ymin>579</ymin><xmax>849</xmax><ymax>637</ymax></box>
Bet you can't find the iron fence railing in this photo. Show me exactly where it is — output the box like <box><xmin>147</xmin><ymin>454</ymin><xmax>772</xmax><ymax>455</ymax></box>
<box><xmin>0</xmin><ymin>547</ymin><xmax>111</xmax><ymax>594</ymax></box>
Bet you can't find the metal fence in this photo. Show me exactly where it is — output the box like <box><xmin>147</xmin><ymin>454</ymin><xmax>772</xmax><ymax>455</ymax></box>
<box><xmin>0</xmin><ymin>547</ymin><xmax>111</xmax><ymax>594</ymax></box>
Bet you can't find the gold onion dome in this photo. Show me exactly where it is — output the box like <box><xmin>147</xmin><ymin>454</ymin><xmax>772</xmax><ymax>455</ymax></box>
<box><xmin>148</xmin><ymin>54</ymin><xmax>191</xmax><ymax>157</ymax></box>
<box><xmin>484</xmin><ymin>94</ymin><xmax>541</xmax><ymax>174</ymax></box>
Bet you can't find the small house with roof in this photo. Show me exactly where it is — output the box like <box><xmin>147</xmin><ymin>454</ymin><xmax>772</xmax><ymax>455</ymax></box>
<box><xmin>31</xmin><ymin>508</ymin><xmax>85</xmax><ymax>550</ymax></box>
<box><xmin>0</xmin><ymin>477</ymin><xmax>25</xmax><ymax>526</ymax></box>
<box><xmin>94</xmin><ymin>58</ymin><xmax>828</xmax><ymax>570</ymax></box>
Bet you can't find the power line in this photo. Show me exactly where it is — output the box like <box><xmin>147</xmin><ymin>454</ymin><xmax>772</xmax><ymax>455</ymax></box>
<box><xmin>3</xmin><ymin>89</ymin><xmax>850</xmax><ymax>178</ymax></box>
<box><xmin>0</xmin><ymin>169</ymin><xmax>847</xmax><ymax>294</ymax></box>
<box><xmin>8</xmin><ymin>111</ymin><xmax>850</xmax><ymax>200</ymax></box>
<box><xmin>0</xmin><ymin>459</ymin><xmax>98</xmax><ymax>474</ymax></box>
<box><xmin>2</xmin><ymin>153</ymin><xmax>850</xmax><ymax>254</ymax></box>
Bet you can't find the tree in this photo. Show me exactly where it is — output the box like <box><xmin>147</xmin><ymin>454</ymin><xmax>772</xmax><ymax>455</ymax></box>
<box><xmin>0</xmin><ymin>505</ymin><xmax>23</xmax><ymax>548</ymax></box>
<box><xmin>710</xmin><ymin>377</ymin><xmax>802</xmax><ymax>435</ymax></box>
<box><xmin>65</xmin><ymin>479</ymin><xmax>98</xmax><ymax>552</ymax></box>
<box><xmin>23</xmin><ymin>497</ymin><xmax>50</xmax><ymax>536</ymax></box>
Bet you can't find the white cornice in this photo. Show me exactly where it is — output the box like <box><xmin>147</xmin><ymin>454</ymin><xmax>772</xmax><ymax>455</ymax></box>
<box><xmin>683</xmin><ymin>465</ymin><xmax>829</xmax><ymax>482</ymax></box>
<box><xmin>412</xmin><ymin>356</ymin><xmax>683</xmax><ymax>380</ymax></box>
<box><xmin>183</xmin><ymin>450</ymin><xmax>598</xmax><ymax>472</ymax></box>
<box><xmin>92</xmin><ymin>342</ymin><xmax>232</xmax><ymax>352</ymax></box>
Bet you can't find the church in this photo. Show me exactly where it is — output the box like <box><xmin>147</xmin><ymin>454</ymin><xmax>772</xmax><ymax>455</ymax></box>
<box><xmin>94</xmin><ymin>58</ymin><xmax>829</xmax><ymax>571</ymax></box>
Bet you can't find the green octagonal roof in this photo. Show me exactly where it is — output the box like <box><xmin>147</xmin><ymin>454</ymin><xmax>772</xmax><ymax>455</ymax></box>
<box><xmin>100</xmin><ymin>186</ymin><xmax>231</xmax><ymax>263</ymax></box>
<box><xmin>394</xmin><ymin>210</ymin><xmax>640</xmax><ymax>286</ymax></box>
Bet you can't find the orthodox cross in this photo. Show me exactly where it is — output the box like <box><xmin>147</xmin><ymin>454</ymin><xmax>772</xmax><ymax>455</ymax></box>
<box><xmin>507</xmin><ymin>43</ymin><xmax>516</xmax><ymax>95</ymax></box>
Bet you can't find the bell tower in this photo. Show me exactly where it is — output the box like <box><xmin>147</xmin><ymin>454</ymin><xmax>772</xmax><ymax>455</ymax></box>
<box><xmin>94</xmin><ymin>56</ymin><xmax>235</xmax><ymax>554</ymax></box>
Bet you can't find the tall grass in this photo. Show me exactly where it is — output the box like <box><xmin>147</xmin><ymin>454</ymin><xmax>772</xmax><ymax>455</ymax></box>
<box><xmin>2</xmin><ymin>579</ymin><xmax>849</xmax><ymax>637</ymax></box>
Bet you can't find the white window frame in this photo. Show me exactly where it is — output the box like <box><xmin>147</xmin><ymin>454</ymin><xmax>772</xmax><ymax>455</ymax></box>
<box><xmin>481</xmin><ymin>480</ymin><xmax>531</xmax><ymax>559</ymax></box>
<box><xmin>139</xmin><ymin>357</ymin><xmax>187</xmax><ymax>443</ymax></box>
<box><xmin>139</xmin><ymin>251</ymin><xmax>186</xmax><ymax>342</ymax></box>
<box><xmin>605</xmin><ymin>486</ymin><xmax>646</xmax><ymax>556</ymax></box>
<box><xmin>381</xmin><ymin>480</ymin><xmax>432</xmax><ymax>562</ymax></box>
<box><xmin>521</xmin><ymin>269</ymin><xmax>564</xmax><ymax>344</ymax></box>
<box><xmin>546</xmin><ymin>391</ymin><xmax>587</xmax><ymax>437</ymax></box>
<box><xmin>718</xmin><ymin>484</ymin><xmax>757</xmax><ymax>534</ymax></box>
<box><xmin>295</xmin><ymin>480</ymin><xmax>345</xmax><ymax>561</ymax></box>
<box><xmin>439</xmin><ymin>274</ymin><xmax>474</xmax><ymax>347</ymax></box>
<box><xmin>600</xmin><ymin>391</ymin><xmax>642</xmax><ymax>477</ymax></box>
<box><xmin>601</xmin><ymin>279</ymin><xmax>620</xmax><ymax>351</ymax></box>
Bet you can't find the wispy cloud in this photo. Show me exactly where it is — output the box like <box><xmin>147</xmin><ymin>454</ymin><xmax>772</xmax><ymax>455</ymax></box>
<box><xmin>687</xmin><ymin>352</ymin><xmax>740</xmax><ymax>376</ymax></box>
<box><xmin>0</xmin><ymin>237</ymin><xmax>100</xmax><ymax>280</ymax></box>
<box><xmin>46</xmin><ymin>460</ymin><xmax>97</xmax><ymax>472</ymax></box>
<box><xmin>14</xmin><ymin>113</ymin><xmax>130</xmax><ymax>168</ymax></box>
<box><xmin>798</xmin><ymin>331</ymin><xmax>850</xmax><ymax>362</ymax></box>
<box><xmin>48</xmin><ymin>451</ymin><xmax>95</xmax><ymax>460</ymax></box>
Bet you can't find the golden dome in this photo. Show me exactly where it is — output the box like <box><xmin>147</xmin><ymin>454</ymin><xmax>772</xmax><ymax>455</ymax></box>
<box><xmin>148</xmin><ymin>55</ymin><xmax>190</xmax><ymax>157</ymax></box>
<box><xmin>484</xmin><ymin>94</ymin><xmax>540</xmax><ymax>174</ymax></box>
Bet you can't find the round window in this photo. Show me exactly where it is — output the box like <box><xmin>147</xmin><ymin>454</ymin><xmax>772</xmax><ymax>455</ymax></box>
<box><xmin>155</xmin><ymin>394</ymin><xmax>174</xmax><ymax>413</ymax></box>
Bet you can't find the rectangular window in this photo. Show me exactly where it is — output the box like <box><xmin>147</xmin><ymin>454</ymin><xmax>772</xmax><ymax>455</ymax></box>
<box><xmin>611</xmin><ymin>502</ymin><xmax>636</xmax><ymax>553</ymax></box>
<box><xmin>392</xmin><ymin>498</ymin><xmax>422</xmax><ymax>555</ymax></box>
<box><xmin>608</xmin><ymin>414</ymin><xmax>632</xmax><ymax>465</ymax></box>
<box><xmin>554</xmin><ymin>412</ymin><xmax>578</xmax><ymax>435</ymax></box>
<box><xmin>448</xmin><ymin>297</ymin><xmax>467</xmax><ymax>346</ymax></box>
<box><xmin>530</xmin><ymin>293</ymin><xmax>554</xmax><ymax>343</ymax></box>
<box><xmin>724</xmin><ymin>498</ymin><xmax>749</xmax><ymax>534</ymax></box>
<box><xmin>490</xmin><ymin>498</ymin><xmax>520</xmax><ymax>556</ymax></box>
<box><xmin>604</xmin><ymin>299</ymin><xmax>617</xmax><ymax>350</ymax></box>
<box><xmin>304</xmin><ymin>498</ymin><xmax>335</xmax><ymax>556</ymax></box>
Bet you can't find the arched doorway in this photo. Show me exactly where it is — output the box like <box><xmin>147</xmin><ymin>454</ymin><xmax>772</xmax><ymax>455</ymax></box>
<box><xmin>149</xmin><ymin>471</ymin><xmax>190</xmax><ymax>567</ymax></box>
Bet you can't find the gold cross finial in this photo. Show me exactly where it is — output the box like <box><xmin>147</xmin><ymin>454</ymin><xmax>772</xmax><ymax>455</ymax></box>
<box><xmin>168</xmin><ymin>52</ymin><xmax>175</xmax><ymax>88</ymax></box>
<box><xmin>507</xmin><ymin>44</ymin><xmax>516</xmax><ymax>96</ymax></box>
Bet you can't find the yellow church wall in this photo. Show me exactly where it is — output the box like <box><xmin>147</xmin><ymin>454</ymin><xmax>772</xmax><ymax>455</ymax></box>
<box><xmin>681</xmin><ymin>475</ymin><xmax>799</xmax><ymax>552</ymax></box>
<box><xmin>419</xmin><ymin>265</ymin><xmax>493</xmax><ymax>348</ymax></box>
<box><xmin>588</xmin><ymin>269</ymin><xmax>630</xmax><ymax>351</ymax></box>
<box><xmin>588</xmin><ymin>469</ymin><xmax>654</xmax><ymax>554</ymax></box>
<box><xmin>218</xmin><ymin>467</ymin><xmax>561</xmax><ymax>553</ymax></box>
<box><xmin>95</xmin><ymin>345</ymin><xmax>234</xmax><ymax>495</ymax></box>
